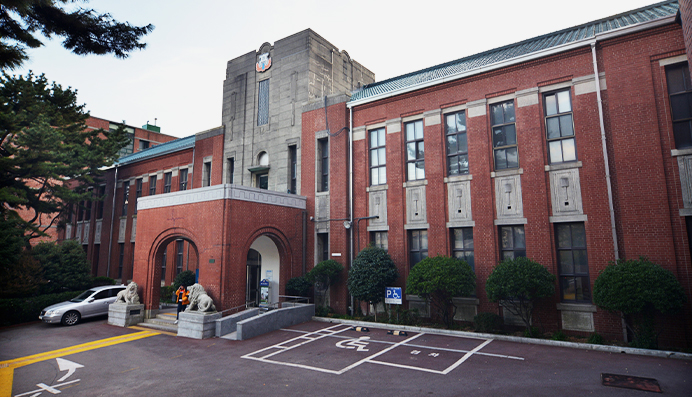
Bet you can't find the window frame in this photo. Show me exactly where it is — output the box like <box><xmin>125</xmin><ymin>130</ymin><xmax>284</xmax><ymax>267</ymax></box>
<box><xmin>318</xmin><ymin>138</ymin><xmax>329</xmax><ymax>192</ymax></box>
<box><xmin>405</xmin><ymin>120</ymin><xmax>425</xmax><ymax>181</ymax></box>
<box><xmin>163</xmin><ymin>172</ymin><xmax>172</xmax><ymax>193</ymax></box>
<box><xmin>445</xmin><ymin>111</ymin><xmax>469</xmax><ymax>176</ymax></box>
<box><xmin>451</xmin><ymin>227</ymin><xmax>474</xmax><ymax>272</ymax></box>
<box><xmin>409</xmin><ymin>229</ymin><xmax>428</xmax><ymax>268</ymax></box>
<box><xmin>544</xmin><ymin>89</ymin><xmax>577</xmax><ymax>164</ymax></box>
<box><xmin>490</xmin><ymin>100</ymin><xmax>518</xmax><ymax>170</ymax></box>
<box><xmin>257</xmin><ymin>78</ymin><xmax>269</xmax><ymax>126</ymax></box>
<box><xmin>369</xmin><ymin>127</ymin><xmax>386</xmax><ymax>185</ymax></box>
<box><xmin>499</xmin><ymin>225</ymin><xmax>526</xmax><ymax>260</ymax></box>
<box><xmin>555</xmin><ymin>222</ymin><xmax>590</xmax><ymax>302</ymax></box>
<box><xmin>371</xmin><ymin>231</ymin><xmax>388</xmax><ymax>251</ymax></box>
<box><xmin>134</xmin><ymin>178</ymin><xmax>142</xmax><ymax>214</ymax></box>
<box><xmin>666</xmin><ymin>63</ymin><xmax>692</xmax><ymax>149</ymax></box>
<box><xmin>179</xmin><ymin>169</ymin><xmax>188</xmax><ymax>191</ymax></box>
<box><xmin>121</xmin><ymin>184</ymin><xmax>129</xmax><ymax>216</ymax></box>
<box><xmin>202</xmin><ymin>162</ymin><xmax>212</xmax><ymax>187</ymax></box>
<box><xmin>149</xmin><ymin>175</ymin><xmax>157</xmax><ymax>196</ymax></box>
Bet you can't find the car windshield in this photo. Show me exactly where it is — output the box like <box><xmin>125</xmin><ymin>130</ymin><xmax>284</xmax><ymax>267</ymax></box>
<box><xmin>70</xmin><ymin>290</ymin><xmax>96</xmax><ymax>302</ymax></box>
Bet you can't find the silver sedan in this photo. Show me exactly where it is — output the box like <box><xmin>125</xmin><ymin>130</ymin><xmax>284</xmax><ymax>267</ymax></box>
<box><xmin>39</xmin><ymin>284</ymin><xmax>126</xmax><ymax>326</ymax></box>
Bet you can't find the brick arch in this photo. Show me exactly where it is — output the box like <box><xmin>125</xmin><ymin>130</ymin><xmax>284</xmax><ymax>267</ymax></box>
<box><xmin>141</xmin><ymin>227</ymin><xmax>200</xmax><ymax>310</ymax></box>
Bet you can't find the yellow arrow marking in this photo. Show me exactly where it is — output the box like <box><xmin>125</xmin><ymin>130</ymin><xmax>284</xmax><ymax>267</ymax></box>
<box><xmin>0</xmin><ymin>330</ymin><xmax>158</xmax><ymax>397</ymax></box>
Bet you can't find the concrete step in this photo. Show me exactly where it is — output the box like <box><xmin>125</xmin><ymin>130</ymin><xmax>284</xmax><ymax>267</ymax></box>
<box><xmin>138</xmin><ymin>321</ymin><xmax>178</xmax><ymax>333</ymax></box>
<box><xmin>220</xmin><ymin>331</ymin><xmax>237</xmax><ymax>340</ymax></box>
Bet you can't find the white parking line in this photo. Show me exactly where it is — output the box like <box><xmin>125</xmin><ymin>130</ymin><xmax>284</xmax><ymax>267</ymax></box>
<box><xmin>242</xmin><ymin>325</ymin><xmax>523</xmax><ymax>376</ymax></box>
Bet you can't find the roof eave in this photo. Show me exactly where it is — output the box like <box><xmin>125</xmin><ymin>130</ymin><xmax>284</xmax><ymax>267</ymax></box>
<box><xmin>347</xmin><ymin>15</ymin><xmax>676</xmax><ymax>109</ymax></box>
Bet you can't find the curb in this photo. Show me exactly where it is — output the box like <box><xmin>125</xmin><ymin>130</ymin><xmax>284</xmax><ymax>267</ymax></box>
<box><xmin>312</xmin><ymin>316</ymin><xmax>692</xmax><ymax>361</ymax></box>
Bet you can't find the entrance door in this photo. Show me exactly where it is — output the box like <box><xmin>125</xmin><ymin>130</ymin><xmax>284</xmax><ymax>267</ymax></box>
<box><xmin>246</xmin><ymin>249</ymin><xmax>261</xmax><ymax>306</ymax></box>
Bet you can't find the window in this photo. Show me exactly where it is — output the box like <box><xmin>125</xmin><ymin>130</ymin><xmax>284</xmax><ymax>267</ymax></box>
<box><xmin>134</xmin><ymin>178</ymin><xmax>142</xmax><ymax>214</ymax></box>
<box><xmin>257</xmin><ymin>79</ymin><xmax>269</xmax><ymax>126</ymax></box>
<box><xmin>556</xmin><ymin>223</ymin><xmax>589</xmax><ymax>302</ymax></box>
<box><xmin>500</xmin><ymin>225</ymin><xmax>526</xmax><ymax>260</ymax></box>
<box><xmin>118</xmin><ymin>243</ymin><xmax>124</xmax><ymax>278</ymax></box>
<box><xmin>409</xmin><ymin>229</ymin><xmax>428</xmax><ymax>268</ymax></box>
<box><xmin>257</xmin><ymin>172</ymin><xmax>268</xmax><ymax>190</ymax></box>
<box><xmin>121</xmin><ymin>184</ymin><xmax>129</xmax><ymax>216</ymax></box>
<box><xmin>203</xmin><ymin>162</ymin><xmax>211</xmax><ymax>187</ymax></box>
<box><xmin>288</xmin><ymin>146</ymin><xmax>297</xmax><ymax>194</ymax></box>
<box><xmin>369</xmin><ymin>128</ymin><xmax>386</xmax><ymax>185</ymax></box>
<box><xmin>179</xmin><ymin>169</ymin><xmax>188</xmax><ymax>191</ymax></box>
<box><xmin>227</xmin><ymin>158</ymin><xmax>235</xmax><ymax>184</ymax></box>
<box><xmin>371</xmin><ymin>231</ymin><xmax>388</xmax><ymax>251</ymax></box>
<box><xmin>317</xmin><ymin>233</ymin><xmax>329</xmax><ymax>262</ymax></box>
<box><xmin>451</xmin><ymin>228</ymin><xmax>474</xmax><ymax>271</ymax></box>
<box><xmin>96</xmin><ymin>185</ymin><xmax>105</xmax><ymax>219</ymax></box>
<box><xmin>84</xmin><ymin>190</ymin><xmax>92</xmax><ymax>221</ymax></box>
<box><xmin>163</xmin><ymin>172</ymin><xmax>172</xmax><ymax>193</ymax></box>
<box><xmin>406</xmin><ymin>120</ymin><xmax>425</xmax><ymax>181</ymax></box>
<box><xmin>161</xmin><ymin>247</ymin><xmax>167</xmax><ymax>282</ymax></box>
<box><xmin>666</xmin><ymin>63</ymin><xmax>692</xmax><ymax>149</ymax></box>
<box><xmin>445</xmin><ymin>111</ymin><xmax>469</xmax><ymax>175</ymax></box>
<box><xmin>318</xmin><ymin>138</ymin><xmax>329</xmax><ymax>192</ymax></box>
<box><xmin>139</xmin><ymin>140</ymin><xmax>150</xmax><ymax>151</ymax></box>
<box><xmin>545</xmin><ymin>90</ymin><xmax>576</xmax><ymax>164</ymax></box>
<box><xmin>176</xmin><ymin>240</ymin><xmax>184</xmax><ymax>275</ymax></box>
<box><xmin>149</xmin><ymin>175</ymin><xmax>157</xmax><ymax>196</ymax></box>
<box><xmin>491</xmin><ymin>100</ymin><xmax>518</xmax><ymax>170</ymax></box>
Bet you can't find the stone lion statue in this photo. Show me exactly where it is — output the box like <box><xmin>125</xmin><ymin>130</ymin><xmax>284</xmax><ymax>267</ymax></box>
<box><xmin>185</xmin><ymin>283</ymin><xmax>216</xmax><ymax>313</ymax></box>
<box><xmin>114</xmin><ymin>282</ymin><xmax>140</xmax><ymax>304</ymax></box>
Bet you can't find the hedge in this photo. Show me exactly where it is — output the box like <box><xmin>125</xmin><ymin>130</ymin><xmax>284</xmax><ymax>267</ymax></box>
<box><xmin>0</xmin><ymin>291</ymin><xmax>83</xmax><ymax>326</ymax></box>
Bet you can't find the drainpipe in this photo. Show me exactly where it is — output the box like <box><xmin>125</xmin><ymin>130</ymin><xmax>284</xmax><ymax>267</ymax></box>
<box><xmin>348</xmin><ymin>106</ymin><xmax>354</xmax><ymax>316</ymax></box>
<box><xmin>107</xmin><ymin>165</ymin><xmax>118</xmax><ymax>277</ymax></box>
<box><xmin>590</xmin><ymin>42</ymin><xmax>619</xmax><ymax>261</ymax></box>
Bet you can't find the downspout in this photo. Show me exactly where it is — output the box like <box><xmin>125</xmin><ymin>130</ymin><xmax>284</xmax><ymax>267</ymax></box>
<box><xmin>107</xmin><ymin>165</ymin><xmax>118</xmax><ymax>277</ymax></box>
<box><xmin>590</xmin><ymin>42</ymin><xmax>619</xmax><ymax>261</ymax></box>
<box><xmin>349</xmin><ymin>106</ymin><xmax>354</xmax><ymax>316</ymax></box>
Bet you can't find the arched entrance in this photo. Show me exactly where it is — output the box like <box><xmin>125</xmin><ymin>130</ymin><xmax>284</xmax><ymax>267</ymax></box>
<box><xmin>247</xmin><ymin>236</ymin><xmax>280</xmax><ymax>306</ymax></box>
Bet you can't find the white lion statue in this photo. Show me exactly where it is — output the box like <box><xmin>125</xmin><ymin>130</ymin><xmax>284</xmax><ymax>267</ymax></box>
<box><xmin>114</xmin><ymin>282</ymin><xmax>140</xmax><ymax>304</ymax></box>
<box><xmin>185</xmin><ymin>283</ymin><xmax>216</xmax><ymax>313</ymax></box>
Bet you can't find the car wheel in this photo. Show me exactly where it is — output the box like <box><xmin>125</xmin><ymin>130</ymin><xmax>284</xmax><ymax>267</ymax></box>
<box><xmin>62</xmin><ymin>311</ymin><xmax>81</xmax><ymax>326</ymax></box>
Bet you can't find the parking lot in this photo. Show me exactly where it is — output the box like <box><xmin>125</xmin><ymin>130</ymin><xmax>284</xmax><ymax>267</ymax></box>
<box><xmin>1</xmin><ymin>318</ymin><xmax>691</xmax><ymax>396</ymax></box>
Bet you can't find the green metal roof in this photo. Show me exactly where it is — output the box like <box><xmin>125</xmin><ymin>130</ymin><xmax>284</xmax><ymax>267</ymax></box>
<box><xmin>115</xmin><ymin>135</ymin><xmax>195</xmax><ymax>166</ymax></box>
<box><xmin>349</xmin><ymin>0</ymin><xmax>679</xmax><ymax>104</ymax></box>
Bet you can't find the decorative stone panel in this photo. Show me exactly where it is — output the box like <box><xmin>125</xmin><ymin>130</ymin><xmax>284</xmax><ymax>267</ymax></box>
<box><xmin>65</xmin><ymin>224</ymin><xmax>73</xmax><ymax>240</ymax></box>
<box><xmin>557</xmin><ymin>303</ymin><xmax>596</xmax><ymax>332</ymax></box>
<box><xmin>75</xmin><ymin>223</ymin><xmax>82</xmax><ymax>244</ymax></box>
<box><xmin>118</xmin><ymin>218</ymin><xmax>126</xmax><ymax>243</ymax></box>
<box><xmin>678</xmin><ymin>154</ymin><xmax>692</xmax><ymax>214</ymax></box>
<box><xmin>82</xmin><ymin>223</ymin><xmax>90</xmax><ymax>245</ymax></box>
<box><xmin>131</xmin><ymin>217</ymin><xmax>137</xmax><ymax>242</ymax></box>
<box><xmin>549</xmin><ymin>167</ymin><xmax>584</xmax><ymax>218</ymax></box>
<box><xmin>367</xmin><ymin>188</ymin><xmax>388</xmax><ymax>230</ymax></box>
<box><xmin>452</xmin><ymin>297</ymin><xmax>479</xmax><ymax>322</ymax></box>
<box><xmin>315</xmin><ymin>193</ymin><xmax>330</xmax><ymax>233</ymax></box>
<box><xmin>446</xmin><ymin>178</ymin><xmax>473</xmax><ymax>227</ymax></box>
<box><xmin>407</xmin><ymin>295</ymin><xmax>429</xmax><ymax>317</ymax></box>
<box><xmin>94</xmin><ymin>220</ymin><xmax>102</xmax><ymax>244</ymax></box>
<box><xmin>494</xmin><ymin>173</ymin><xmax>525</xmax><ymax>223</ymax></box>
<box><xmin>405</xmin><ymin>184</ymin><xmax>427</xmax><ymax>228</ymax></box>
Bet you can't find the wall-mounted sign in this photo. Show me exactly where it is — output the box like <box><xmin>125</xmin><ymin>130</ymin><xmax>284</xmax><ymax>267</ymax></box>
<box><xmin>256</xmin><ymin>53</ymin><xmax>272</xmax><ymax>73</ymax></box>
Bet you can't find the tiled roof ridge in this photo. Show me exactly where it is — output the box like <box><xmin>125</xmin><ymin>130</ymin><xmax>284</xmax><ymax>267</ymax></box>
<box><xmin>351</xmin><ymin>0</ymin><xmax>679</xmax><ymax>103</ymax></box>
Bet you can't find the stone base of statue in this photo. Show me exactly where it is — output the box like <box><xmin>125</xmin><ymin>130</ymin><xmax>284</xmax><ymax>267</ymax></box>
<box><xmin>177</xmin><ymin>311</ymin><xmax>221</xmax><ymax>339</ymax></box>
<box><xmin>108</xmin><ymin>303</ymin><xmax>145</xmax><ymax>327</ymax></box>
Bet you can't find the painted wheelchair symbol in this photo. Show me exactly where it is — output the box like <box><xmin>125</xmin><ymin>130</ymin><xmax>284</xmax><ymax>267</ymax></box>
<box><xmin>335</xmin><ymin>336</ymin><xmax>370</xmax><ymax>352</ymax></box>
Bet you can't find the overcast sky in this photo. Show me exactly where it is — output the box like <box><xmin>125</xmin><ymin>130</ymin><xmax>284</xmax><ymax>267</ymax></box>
<box><xmin>13</xmin><ymin>0</ymin><xmax>662</xmax><ymax>138</ymax></box>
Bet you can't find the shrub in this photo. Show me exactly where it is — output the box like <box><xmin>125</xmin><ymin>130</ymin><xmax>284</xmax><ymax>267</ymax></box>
<box><xmin>286</xmin><ymin>276</ymin><xmax>312</xmax><ymax>297</ymax></box>
<box><xmin>32</xmin><ymin>240</ymin><xmax>92</xmax><ymax>294</ymax></box>
<box><xmin>92</xmin><ymin>276</ymin><xmax>116</xmax><ymax>287</ymax></box>
<box><xmin>406</xmin><ymin>255</ymin><xmax>475</xmax><ymax>328</ymax></box>
<box><xmin>474</xmin><ymin>312</ymin><xmax>502</xmax><ymax>333</ymax></box>
<box><xmin>587</xmin><ymin>333</ymin><xmax>605</xmax><ymax>345</ymax></box>
<box><xmin>348</xmin><ymin>246</ymin><xmax>398</xmax><ymax>311</ymax></box>
<box><xmin>173</xmin><ymin>270</ymin><xmax>196</xmax><ymax>289</ymax></box>
<box><xmin>0</xmin><ymin>290</ymin><xmax>83</xmax><ymax>326</ymax></box>
<box><xmin>485</xmin><ymin>257</ymin><xmax>555</xmax><ymax>332</ymax></box>
<box><xmin>306</xmin><ymin>260</ymin><xmax>343</xmax><ymax>308</ymax></box>
<box><xmin>160</xmin><ymin>285</ymin><xmax>177</xmax><ymax>303</ymax></box>
<box><xmin>551</xmin><ymin>330</ymin><xmax>568</xmax><ymax>341</ymax></box>
<box><xmin>593</xmin><ymin>257</ymin><xmax>687</xmax><ymax>349</ymax></box>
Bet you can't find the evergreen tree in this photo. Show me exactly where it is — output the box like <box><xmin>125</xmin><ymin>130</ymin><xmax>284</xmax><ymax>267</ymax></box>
<box><xmin>0</xmin><ymin>0</ymin><xmax>154</xmax><ymax>70</ymax></box>
<box><xmin>0</xmin><ymin>71</ymin><xmax>130</xmax><ymax>243</ymax></box>
<box><xmin>348</xmin><ymin>246</ymin><xmax>398</xmax><ymax>314</ymax></box>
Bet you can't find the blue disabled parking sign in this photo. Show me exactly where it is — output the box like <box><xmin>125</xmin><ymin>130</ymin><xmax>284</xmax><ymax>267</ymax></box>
<box><xmin>385</xmin><ymin>287</ymin><xmax>402</xmax><ymax>304</ymax></box>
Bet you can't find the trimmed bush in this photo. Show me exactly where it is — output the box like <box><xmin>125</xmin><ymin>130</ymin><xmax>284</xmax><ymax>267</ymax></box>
<box><xmin>406</xmin><ymin>255</ymin><xmax>475</xmax><ymax>328</ymax></box>
<box><xmin>160</xmin><ymin>285</ymin><xmax>177</xmax><ymax>303</ymax></box>
<box><xmin>286</xmin><ymin>276</ymin><xmax>312</xmax><ymax>297</ymax></box>
<box><xmin>485</xmin><ymin>257</ymin><xmax>555</xmax><ymax>331</ymax></box>
<box><xmin>474</xmin><ymin>312</ymin><xmax>502</xmax><ymax>333</ymax></box>
<box><xmin>173</xmin><ymin>270</ymin><xmax>196</xmax><ymax>289</ymax></box>
<box><xmin>32</xmin><ymin>240</ymin><xmax>92</xmax><ymax>294</ymax></box>
<box><xmin>593</xmin><ymin>257</ymin><xmax>687</xmax><ymax>349</ymax></box>
<box><xmin>348</xmin><ymin>246</ymin><xmax>398</xmax><ymax>309</ymax></box>
<box><xmin>92</xmin><ymin>276</ymin><xmax>116</xmax><ymax>287</ymax></box>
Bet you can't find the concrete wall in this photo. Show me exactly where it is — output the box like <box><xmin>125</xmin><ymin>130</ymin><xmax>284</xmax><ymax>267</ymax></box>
<box><xmin>236</xmin><ymin>304</ymin><xmax>314</xmax><ymax>340</ymax></box>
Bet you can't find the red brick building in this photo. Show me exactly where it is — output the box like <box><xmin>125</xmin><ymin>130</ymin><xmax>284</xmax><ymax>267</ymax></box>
<box><xmin>67</xmin><ymin>2</ymin><xmax>692</xmax><ymax>347</ymax></box>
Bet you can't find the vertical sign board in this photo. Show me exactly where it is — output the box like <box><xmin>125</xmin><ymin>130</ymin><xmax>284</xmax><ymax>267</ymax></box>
<box><xmin>385</xmin><ymin>287</ymin><xmax>402</xmax><ymax>304</ymax></box>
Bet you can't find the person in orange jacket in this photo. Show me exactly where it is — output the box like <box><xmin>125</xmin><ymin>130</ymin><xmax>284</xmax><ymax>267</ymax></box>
<box><xmin>175</xmin><ymin>285</ymin><xmax>189</xmax><ymax>323</ymax></box>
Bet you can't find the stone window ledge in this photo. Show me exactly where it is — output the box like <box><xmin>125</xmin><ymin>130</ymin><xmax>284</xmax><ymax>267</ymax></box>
<box><xmin>556</xmin><ymin>303</ymin><xmax>597</xmax><ymax>312</ymax></box>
